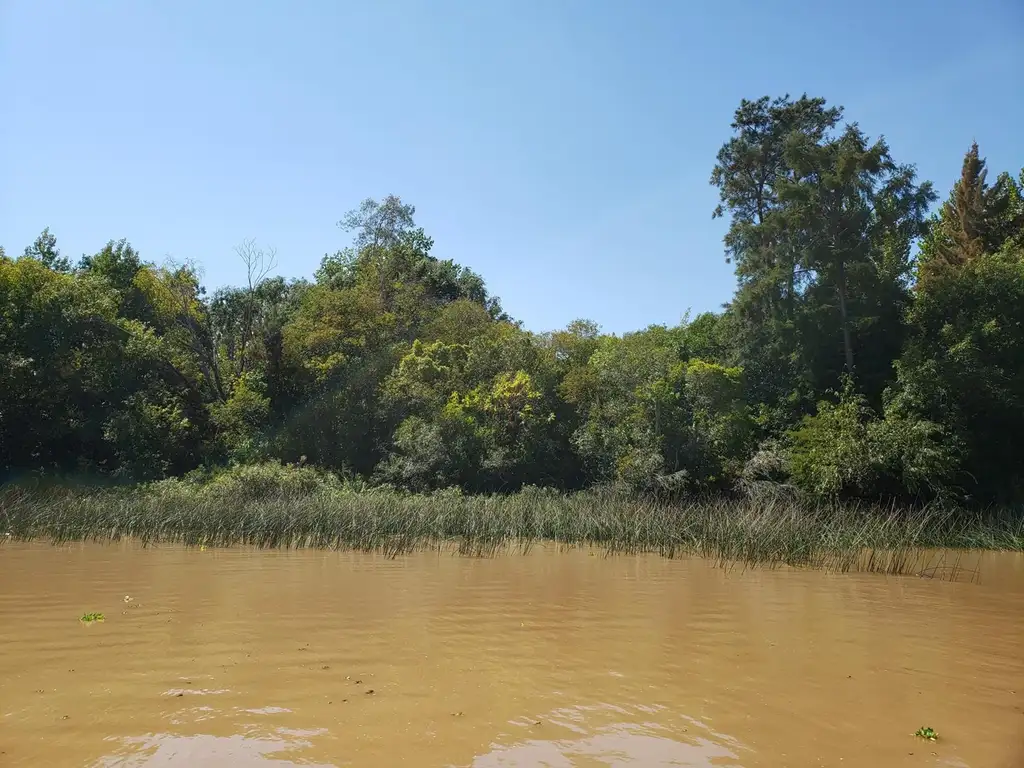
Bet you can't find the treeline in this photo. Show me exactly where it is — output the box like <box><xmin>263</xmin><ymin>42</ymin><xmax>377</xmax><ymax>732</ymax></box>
<box><xmin>2</xmin><ymin>95</ymin><xmax>1023</xmax><ymax>505</ymax></box>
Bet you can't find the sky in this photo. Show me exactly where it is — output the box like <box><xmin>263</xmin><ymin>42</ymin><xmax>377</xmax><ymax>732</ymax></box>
<box><xmin>2</xmin><ymin>0</ymin><xmax>1022</xmax><ymax>335</ymax></box>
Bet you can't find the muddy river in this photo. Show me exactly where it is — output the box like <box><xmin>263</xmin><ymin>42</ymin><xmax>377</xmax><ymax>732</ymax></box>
<box><xmin>1</xmin><ymin>542</ymin><xmax>1022</xmax><ymax>767</ymax></box>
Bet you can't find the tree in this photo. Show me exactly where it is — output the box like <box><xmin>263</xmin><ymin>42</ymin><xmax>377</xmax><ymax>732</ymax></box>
<box><xmin>780</xmin><ymin>123</ymin><xmax>934</xmax><ymax>377</ymax></box>
<box><xmin>5</xmin><ymin>155</ymin><xmax>1023</xmax><ymax>504</ymax></box>
<box><xmin>231</xmin><ymin>239</ymin><xmax>278</xmax><ymax>379</ymax></box>
<box><xmin>23</xmin><ymin>228</ymin><xmax>71</xmax><ymax>273</ymax></box>
<box><xmin>340</xmin><ymin>195</ymin><xmax>425</xmax><ymax>252</ymax></box>
<box><xmin>711</xmin><ymin>95</ymin><xmax>933</xmax><ymax>413</ymax></box>
<box><xmin>376</xmin><ymin>320</ymin><xmax>564</xmax><ymax>491</ymax></box>
<box><xmin>891</xmin><ymin>245</ymin><xmax>1024</xmax><ymax>502</ymax></box>
<box><xmin>561</xmin><ymin>324</ymin><xmax>751</xmax><ymax>493</ymax></box>
<box><xmin>917</xmin><ymin>143</ymin><xmax>1024</xmax><ymax>284</ymax></box>
<box><xmin>885</xmin><ymin>149</ymin><xmax>1024</xmax><ymax>501</ymax></box>
<box><xmin>710</xmin><ymin>96</ymin><xmax>843</xmax><ymax>416</ymax></box>
<box><xmin>0</xmin><ymin>253</ymin><xmax>210</xmax><ymax>479</ymax></box>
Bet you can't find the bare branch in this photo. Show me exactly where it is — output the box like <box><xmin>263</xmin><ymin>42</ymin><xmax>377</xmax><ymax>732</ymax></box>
<box><xmin>232</xmin><ymin>240</ymin><xmax>278</xmax><ymax>379</ymax></box>
<box><xmin>235</xmin><ymin>239</ymin><xmax>278</xmax><ymax>292</ymax></box>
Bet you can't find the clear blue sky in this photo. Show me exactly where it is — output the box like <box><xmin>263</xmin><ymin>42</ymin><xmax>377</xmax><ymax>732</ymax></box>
<box><xmin>2</xmin><ymin>0</ymin><xmax>1022</xmax><ymax>334</ymax></box>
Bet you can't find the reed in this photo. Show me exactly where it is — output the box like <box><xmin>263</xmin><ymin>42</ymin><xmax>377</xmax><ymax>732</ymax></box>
<box><xmin>3</xmin><ymin>463</ymin><xmax>1022</xmax><ymax>575</ymax></box>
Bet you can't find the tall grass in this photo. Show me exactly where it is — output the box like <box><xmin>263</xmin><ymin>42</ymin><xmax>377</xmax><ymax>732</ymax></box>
<box><xmin>2</xmin><ymin>463</ymin><xmax>1023</xmax><ymax>575</ymax></box>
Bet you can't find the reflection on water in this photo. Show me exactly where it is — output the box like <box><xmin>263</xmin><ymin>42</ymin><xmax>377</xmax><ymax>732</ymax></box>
<box><xmin>98</xmin><ymin>730</ymin><xmax>333</xmax><ymax>767</ymax></box>
<box><xmin>1</xmin><ymin>542</ymin><xmax>1023</xmax><ymax>767</ymax></box>
<box><xmin>97</xmin><ymin>705</ymin><xmax>737</xmax><ymax>768</ymax></box>
<box><xmin>472</xmin><ymin>704</ymin><xmax>744</xmax><ymax>767</ymax></box>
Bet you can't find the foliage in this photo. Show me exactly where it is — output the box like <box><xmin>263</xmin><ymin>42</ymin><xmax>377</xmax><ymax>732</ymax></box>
<box><xmin>787</xmin><ymin>381</ymin><xmax>956</xmax><ymax>501</ymax></box>
<box><xmin>210</xmin><ymin>373</ymin><xmax>272</xmax><ymax>462</ymax></box>
<box><xmin>892</xmin><ymin>245</ymin><xmax>1024</xmax><ymax>502</ymax></box>
<box><xmin>916</xmin><ymin>143</ymin><xmax>1023</xmax><ymax>283</ymax></box>
<box><xmin>23</xmin><ymin>228</ymin><xmax>71</xmax><ymax>273</ymax></box>
<box><xmin>156</xmin><ymin>461</ymin><xmax>350</xmax><ymax>501</ymax></box>
<box><xmin>2</xmin><ymin>100</ymin><xmax>1023</xmax><ymax>511</ymax></box>
<box><xmin>710</xmin><ymin>94</ymin><xmax>935</xmax><ymax>413</ymax></box>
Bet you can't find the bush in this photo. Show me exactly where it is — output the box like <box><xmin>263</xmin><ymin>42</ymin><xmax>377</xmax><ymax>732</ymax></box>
<box><xmin>738</xmin><ymin>438</ymin><xmax>798</xmax><ymax>501</ymax></box>
<box><xmin>788</xmin><ymin>381</ymin><xmax>958</xmax><ymax>502</ymax></box>
<box><xmin>149</xmin><ymin>461</ymin><xmax>347</xmax><ymax>502</ymax></box>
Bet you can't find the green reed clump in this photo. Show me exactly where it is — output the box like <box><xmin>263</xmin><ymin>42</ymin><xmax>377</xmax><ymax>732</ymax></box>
<box><xmin>2</xmin><ymin>463</ymin><xmax>1022</xmax><ymax>574</ymax></box>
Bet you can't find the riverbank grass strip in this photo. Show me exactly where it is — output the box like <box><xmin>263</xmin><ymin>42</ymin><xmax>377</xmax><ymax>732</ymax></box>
<box><xmin>3</xmin><ymin>477</ymin><xmax>1022</xmax><ymax>575</ymax></box>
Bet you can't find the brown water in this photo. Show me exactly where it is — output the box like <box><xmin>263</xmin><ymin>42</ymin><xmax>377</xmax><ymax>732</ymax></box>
<box><xmin>1</xmin><ymin>543</ymin><xmax>1023</xmax><ymax>767</ymax></box>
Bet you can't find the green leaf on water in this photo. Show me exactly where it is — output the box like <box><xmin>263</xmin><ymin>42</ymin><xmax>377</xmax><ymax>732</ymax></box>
<box><xmin>914</xmin><ymin>726</ymin><xmax>938</xmax><ymax>741</ymax></box>
<box><xmin>80</xmin><ymin>612</ymin><xmax>105</xmax><ymax>623</ymax></box>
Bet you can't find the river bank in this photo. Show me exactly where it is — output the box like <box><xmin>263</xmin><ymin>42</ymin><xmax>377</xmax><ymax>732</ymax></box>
<box><xmin>3</xmin><ymin>465</ymin><xmax>1023</xmax><ymax>576</ymax></box>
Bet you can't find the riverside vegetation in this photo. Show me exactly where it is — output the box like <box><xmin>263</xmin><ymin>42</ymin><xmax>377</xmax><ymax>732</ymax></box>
<box><xmin>4</xmin><ymin>465</ymin><xmax>1023</xmax><ymax>573</ymax></box>
<box><xmin>3</xmin><ymin>95</ymin><xmax>1024</xmax><ymax>570</ymax></box>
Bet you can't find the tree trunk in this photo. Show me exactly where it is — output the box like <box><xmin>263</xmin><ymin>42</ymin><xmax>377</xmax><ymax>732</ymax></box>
<box><xmin>837</xmin><ymin>259</ymin><xmax>855</xmax><ymax>374</ymax></box>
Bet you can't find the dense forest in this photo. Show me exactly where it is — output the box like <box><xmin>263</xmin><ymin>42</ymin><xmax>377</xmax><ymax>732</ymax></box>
<box><xmin>3</xmin><ymin>95</ymin><xmax>1023</xmax><ymax>507</ymax></box>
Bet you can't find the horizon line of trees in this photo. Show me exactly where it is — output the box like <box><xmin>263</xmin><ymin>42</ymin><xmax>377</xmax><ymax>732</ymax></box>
<box><xmin>3</xmin><ymin>94</ymin><xmax>1023</xmax><ymax>505</ymax></box>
